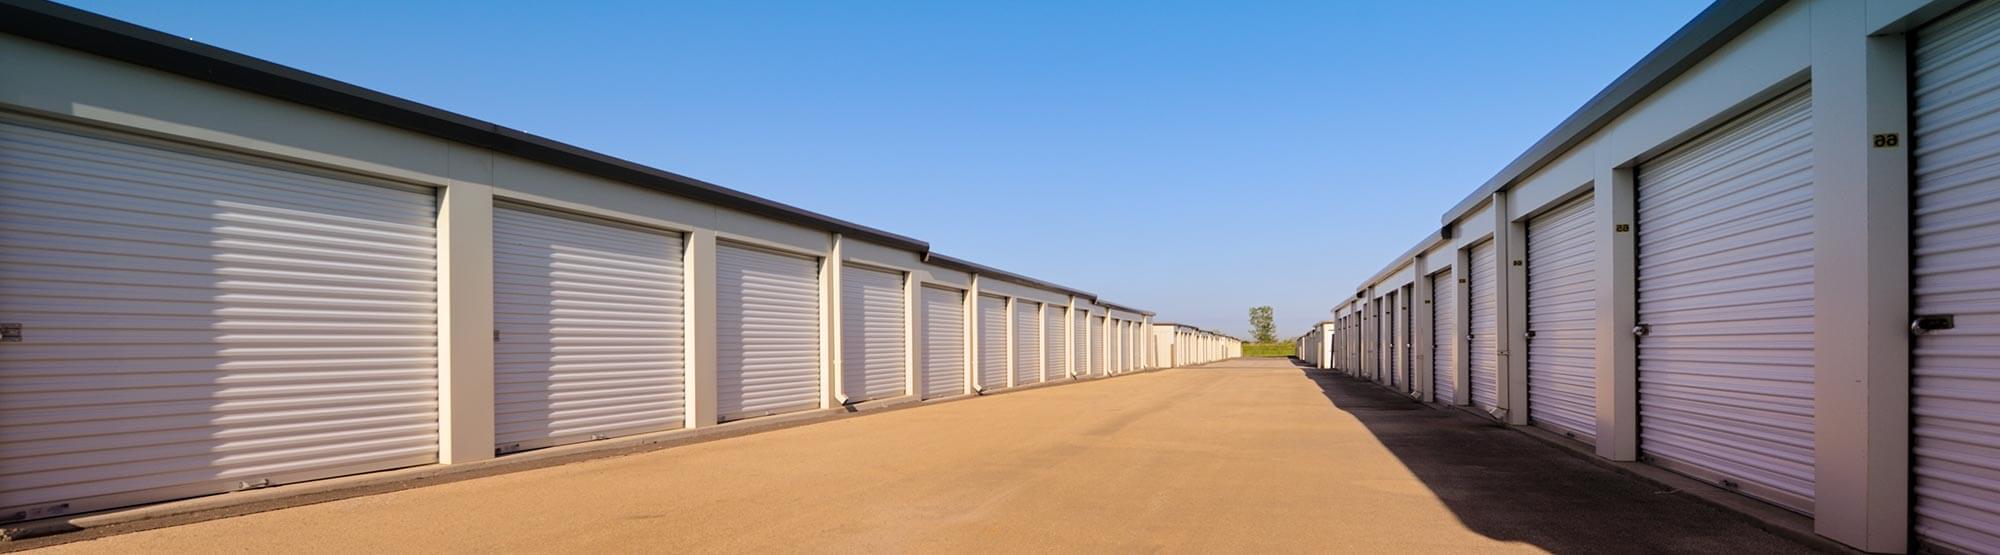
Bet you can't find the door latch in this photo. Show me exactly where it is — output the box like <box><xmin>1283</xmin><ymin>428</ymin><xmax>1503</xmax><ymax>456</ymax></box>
<box><xmin>1912</xmin><ymin>315</ymin><xmax>1955</xmax><ymax>336</ymax></box>
<box><xmin>0</xmin><ymin>324</ymin><xmax>18</xmax><ymax>342</ymax></box>
<box><xmin>1632</xmin><ymin>324</ymin><xmax>1651</xmax><ymax>337</ymax></box>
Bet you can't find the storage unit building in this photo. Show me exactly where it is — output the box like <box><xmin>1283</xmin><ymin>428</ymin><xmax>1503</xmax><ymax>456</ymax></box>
<box><xmin>1312</xmin><ymin>0</ymin><xmax>1999</xmax><ymax>550</ymax></box>
<box><xmin>0</xmin><ymin>3</ymin><xmax>1188</xmax><ymax>524</ymax></box>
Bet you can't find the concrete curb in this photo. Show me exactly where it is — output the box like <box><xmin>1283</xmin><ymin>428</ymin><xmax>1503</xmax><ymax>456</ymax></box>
<box><xmin>0</xmin><ymin>367</ymin><xmax>1167</xmax><ymax>551</ymax></box>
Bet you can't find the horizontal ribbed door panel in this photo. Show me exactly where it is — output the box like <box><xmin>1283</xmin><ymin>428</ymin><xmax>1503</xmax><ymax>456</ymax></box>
<box><xmin>1635</xmin><ymin>86</ymin><xmax>1814</xmax><ymax>513</ymax></box>
<box><xmin>492</xmin><ymin>205</ymin><xmax>683</xmax><ymax>453</ymax></box>
<box><xmin>977</xmin><ymin>295</ymin><xmax>1007</xmax><ymax>390</ymax></box>
<box><xmin>1044</xmin><ymin>305</ymin><xmax>1066</xmax><ymax>380</ymax></box>
<box><xmin>1074</xmin><ymin>311</ymin><xmax>1091</xmax><ymax>376</ymax></box>
<box><xmin>0</xmin><ymin>121</ymin><xmax>438</xmax><ymax>520</ymax></box>
<box><xmin>1433</xmin><ymin>271</ymin><xmax>1457</xmax><ymax>404</ymax></box>
<box><xmin>1468</xmin><ymin>239</ymin><xmax>1499</xmax><ymax>412</ymax></box>
<box><xmin>920</xmin><ymin>285</ymin><xmax>965</xmax><ymax>399</ymax></box>
<box><xmin>715</xmin><ymin>243</ymin><xmax>821</xmax><ymax>421</ymax></box>
<box><xmin>1527</xmin><ymin>193</ymin><xmax>1598</xmax><ymax>442</ymax></box>
<box><xmin>842</xmin><ymin>265</ymin><xmax>905</xmax><ymax>402</ymax></box>
<box><xmin>1914</xmin><ymin>4</ymin><xmax>2000</xmax><ymax>550</ymax></box>
<box><xmin>1014</xmin><ymin>301</ymin><xmax>1040</xmax><ymax>385</ymax></box>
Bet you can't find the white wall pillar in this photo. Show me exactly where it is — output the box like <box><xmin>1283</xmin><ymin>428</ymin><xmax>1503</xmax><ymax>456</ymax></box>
<box><xmin>965</xmin><ymin>275</ymin><xmax>981</xmax><ymax>394</ymax></box>
<box><xmin>823</xmin><ymin>234</ymin><xmax>844</xmax><ymax>407</ymax></box>
<box><xmin>1810</xmin><ymin>2</ymin><xmax>1911</xmax><ymax>550</ymax></box>
<box><xmin>683</xmin><ymin>229</ymin><xmax>719</xmax><ymax>428</ymax></box>
<box><xmin>1500</xmin><ymin>192</ymin><xmax>1528</xmax><ymax>425</ymax></box>
<box><xmin>905</xmin><ymin>274</ymin><xmax>922</xmax><ymax>397</ymax></box>
<box><xmin>436</xmin><ymin>160</ymin><xmax>494</xmax><ymax>464</ymax></box>
<box><xmin>1452</xmin><ymin>246</ymin><xmax>1472</xmax><ymax>406</ymax></box>
<box><xmin>1593</xmin><ymin>165</ymin><xmax>1640</xmax><ymax>461</ymax></box>
<box><xmin>1004</xmin><ymin>297</ymin><xmax>1017</xmax><ymax>388</ymax></box>
<box><xmin>1414</xmin><ymin>257</ymin><xmax>1435</xmax><ymax>402</ymax></box>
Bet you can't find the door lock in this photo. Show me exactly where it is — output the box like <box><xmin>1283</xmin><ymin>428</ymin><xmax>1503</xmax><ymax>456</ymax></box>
<box><xmin>0</xmin><ymin>324</ymin><xmax>19</xmax><ymax>342</ymax></box>
<box><xmin>1912</xmin><ymin>315</ymin><xmax>1955</xmax><ymax>336</ymax></box>
<box><xmin>1632</xmin><ymin>323</ymin><xmax>1651</xmax><ymax>337</ymax></box>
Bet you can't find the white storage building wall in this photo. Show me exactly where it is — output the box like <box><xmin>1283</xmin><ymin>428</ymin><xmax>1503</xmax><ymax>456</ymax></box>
<box><xmin>0</xmin><ymin>5</ymin><xmax>1180</xmax><ymax>526</ymax></box>
<box><xmin>1313</xmin><ymin>0</ymin><xmax>1993</xmax><ymax>551</ymax></box>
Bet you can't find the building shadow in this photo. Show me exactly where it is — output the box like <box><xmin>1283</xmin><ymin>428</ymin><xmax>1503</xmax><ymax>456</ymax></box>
<box><xmin>1287</xmin><ymin>362</ymin><xmax>1821</xmax><ymax>554</ymax></box>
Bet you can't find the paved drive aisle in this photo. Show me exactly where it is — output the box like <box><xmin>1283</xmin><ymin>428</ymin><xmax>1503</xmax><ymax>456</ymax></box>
<box><xmin>36</xmin><ymin>359</ymin><xmax>1811</xmax><ymax>554</ymax></box>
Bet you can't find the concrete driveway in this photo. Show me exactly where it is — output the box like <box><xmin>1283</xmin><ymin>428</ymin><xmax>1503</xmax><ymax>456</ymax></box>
<box><xmin>30</xmin><ymin>358</ymin><xmax>1815</xmax><ymax>554</ymax></box>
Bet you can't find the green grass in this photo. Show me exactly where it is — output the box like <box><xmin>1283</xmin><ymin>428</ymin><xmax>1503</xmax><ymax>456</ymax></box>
<box><xmin>1242</xmin><ymin>342</ymin><xmax>1296</xmax><ymax>358</ymax></box>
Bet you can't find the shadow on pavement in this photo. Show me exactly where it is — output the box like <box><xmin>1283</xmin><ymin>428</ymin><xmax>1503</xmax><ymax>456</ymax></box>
<box><xmin>1276</xmin><ymin>358</ymin><xmax>1821</xmax><ymax>554</ymax></box>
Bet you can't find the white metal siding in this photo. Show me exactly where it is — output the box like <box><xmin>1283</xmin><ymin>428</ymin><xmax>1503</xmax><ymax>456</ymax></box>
<box><xmin>1432</xmin><ymin>271</ymin><xmax>1457</xmax><ymax>404</ymax></box>
<box><xmin>1091</xmin><ymin>317</ymin><xmax>1105</xmax><ymax>376</ymax></box>
<box><xmin>1527</xmin><ymin>193</ymin><xmax>1598</xmax><ymax>442</ymax></box>
<box><xmin>1468</xmin><ymin>240</ymin><xmax>1500</xmax><ymax>413</ymax></box>
<box><xmin>1044</xmin><ymin>305</ymin><xmax>1066</xmax><ymax>380</ymax></box>
<box><xmin>1635</xmin><ymin>86</ymin><xmax>1814</xmax><ymax>513</ymax></box>
<box><xmin>920</xmin><ymin>285</ymin><xmax>965</xmax><ymax>399</ymax></box>
<box><xmin>492</xmin><ymin>205</ymin><xmax>684</xmax><ymax>453</ymax></box>
<box><xmin>1014</xmin><ymin>301</ymin><xmax>1040</xmax><ymax>385</ymax></box>
<box><xmin>841</xmin><ymin>265</ymin><xmax>905</xmax><ymax>402</ymax></box>
<box><xmin>715</xmin><ymin>243</ymin><xmax>821</xmax><ymax>420</ymax></box>
<box><xmin>978</xmin><ymin>294</ymin><xmax>1007</xmax><ymax>390</ymax></box>
<box><xmin>0</xmin><ymin>121</ymin><xmax>439</xmax><ymax>520</ymax></box>
<box><xmin>1074</xmin><ymin>311</ymin><xmax>1091</xmax><ymax>376</ymax></box>
<box><xmin>1913</xmin><ymin>4</ymin><xmax>2000</xmax><ymax>550</ymax></box>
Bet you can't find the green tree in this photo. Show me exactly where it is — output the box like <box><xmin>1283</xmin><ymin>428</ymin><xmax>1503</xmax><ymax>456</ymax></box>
<box><xmin>1249</xmin><ymin>306</ymin><xmax>1276</xmax><ymax>342</ymax></box>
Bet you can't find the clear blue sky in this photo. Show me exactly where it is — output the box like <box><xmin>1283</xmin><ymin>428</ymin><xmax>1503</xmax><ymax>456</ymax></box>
<box><xmin>63</xmin><ymin>0</ymin><xmax>1709</xmax><ymax>338</ymax></box>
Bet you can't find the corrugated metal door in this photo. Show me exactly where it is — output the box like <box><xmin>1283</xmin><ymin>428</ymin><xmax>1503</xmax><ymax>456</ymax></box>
<box><xmin>492</xmin><ymin>204</ymin><xmax>683</xmax><ymax>453</ymax></box>
<box><xmin>0</xmin><ymin>120</ymin><xmax>439</xmax><ymax>521</ymax></box>
<box><xmin>920</xmin><ymin>285</ymin><xmax>965</xmax><ymax>399</ymax></box>
<box><xmin>1432</xmin><ymin>271</ymin><xmax>1457</xmax><ymax>404</ymax></box>
<box><xmin>715</xmin><ymin>243</ymin><xmax>821</xmax><ymax>420</ymax></box>
<box><xmin>1913</xmin><ymin>4</ymin><xmax>2000</xmax><ymax>550</ymax></box>
<box><xmin>1635</xmin><ymin>86</ymin><xmax>1814</xmax><ymax>513</ymax></box>
<box><xmin>977</xmin><ymin>294</ymin><xmax>1007</xmax><ymax>390</ymax></box>
<box><xmin>1014</xmin><ymin>301</ymin><xmax>1040</xmax><ymax>385</ymax></box>
<box><xmin>1044</xmin><ymin>305</ymin><xmax>1066</xmax><ymax>380</ymax></box>
<box><xmin>841</xmin><ymin>265</ymin><xmax>905</xmax><ymax>402</ymax></box>
<box><xmin>1468</xmin><ymin>240</ymin><xmax>1500</xmax><ymax>412</ymax></box>
<box><xmin>1527</xmin><ymin>193</ymin><xmax>1598</xmax><ymax>442</ymax></box>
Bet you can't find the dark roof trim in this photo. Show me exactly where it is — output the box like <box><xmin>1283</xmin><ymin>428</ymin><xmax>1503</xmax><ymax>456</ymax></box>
<box><xmin>1439</xmin><ymin>0</ymin><xmax>1790</xmax><ymax>224</ymax></box>
<box><xmin>925</xmin><ymin>252</ymin><xmax>1101</xmax><ymax>301</ymax></box>
<box><xmin>0</xmin><ymin>0</ymin><xmax>928</xmax><ymax>252</ymax></box>
<box><xmin>0</xmin><ymin>0</ymin><xmax>1172</xmax><ymax>319</ymax></box>
<box><xmin>1353</xmin><ymin>229</ymin><xmax>1446</xmax><ymax>296</ymax></box>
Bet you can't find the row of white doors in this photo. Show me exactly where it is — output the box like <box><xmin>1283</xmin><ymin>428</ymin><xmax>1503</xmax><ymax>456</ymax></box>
<box><xmin>0</xmin><ymin>117</ymin><xmax>1123</xmax><ymax>524</ymax></box>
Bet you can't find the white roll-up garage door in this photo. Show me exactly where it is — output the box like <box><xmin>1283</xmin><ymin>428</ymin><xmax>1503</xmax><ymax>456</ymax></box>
<box><xmin>1635</xmin><ymin>86</ymin><xmax>1814</xmax><ymax>513</ymax></box>
<box><xmin>1913</xmin><ymin>3</ymin><xmax>2000</xmax><ymax>550</ymax></box>
<box><xmin>716</xmin><ymin>243</ymin><xmax>821</xmax><ymax>421</ymax></box>
<box><xmin>0</xmin><ymin>120</ymin><xmax>438</xmax><ymax>520</ymax></box>
<box><xmin>492</xmin><ymin>204</ymin><xmax>683</xmax><ymax>453</ymax></box>
<box><xmin>1432</xmin><ymin>270</ymin><xmax>1456</xmax><ymax>404</ymax></box>
<box><xmin>1527</xmin><ymin>193</ymin><xmax>1598</xmax><ymax>442</ymax></box>
<box><xmin>1074</xmin><ymin>311</ymin><xmax>1091</xmax><ymax>376</ymax></box>
<box><xmin>1468</xmin><ymin>240</ymin><xmax>1500</xmax><ymax>413</ymax></box>
<box><xmin>841</xmin><ymin>264</ymin><xmax>905</xmax><ymax>402</ymax></box>
<box><xmin>920</xmin><ymin>285</ymin><xmax>965</xmax><ymax>399</ymax></box>
<box><xmin>1044</xmin><ymin>305</ymin><xmax>1066</xmax><ymax>380</ymax></box>
<box><xmin>1014</xmin><ymin>301</ymin><xmax>1040</xmax><ymax>385</ymax></box>
<box><xmin>977</xmin><ymin>294</ymin><xmax>1007</xmax><ymax>391</ymax></box>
